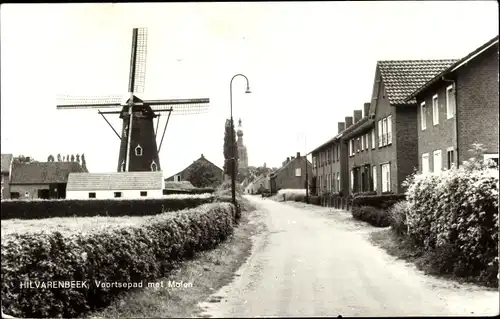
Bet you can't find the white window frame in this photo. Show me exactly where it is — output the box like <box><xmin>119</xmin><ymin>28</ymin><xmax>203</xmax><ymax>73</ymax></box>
<box><xmin>174</xmin><ymin>174</ymin><xmax>181</xmax><ymax>182</ymax></box>
<box><xmin>357</xmin><ymin>138</ymin><xmax>360</xmax><ymax>153</ymax></box>
<box><xmin>421</xmin><ymin>153</ymin><xmax>429</xmax><ymax>174</ymax></box>
<box><xmin>151</xmin><ymin>160</ymin><xmax>158</xmax><ymax>171</ymax></box>
<box><xmin>446</xmin><ymin>85</ymin><xmax>455</xmax><ymax>119</ymax></box>
<box><xmin>371</xmin><ymin>129</ymin><xmax>376</xmax><ymax>149</ymax></box>
<box><xmin>372</xmin><ymin>165</ymin><xmax>377</xmax><ymax>191</ymax></box>
<box><xmin>433</xmin><ymin>150</ymin><xmax>442</xmax><ymax>172</ymax></box>
<box><xmin>484</xmin><ymin>153</ymin><xmax>499</xmax><ymax>166</ymax></box>
<box><xmin>420</xmin><ymin>102</ymin><xmax>427</xmax><ymax>130</ymax></box>
<box><xmin>361</xmin><ymin>135</ymin><xmax>364</xmax><ymax>150</ymax></box>
<box><xmin>337</xmin><ymin>172</ymin><xmax>340</xmax><ymax>192</ymax></box>
<box><xmin>366</xmin><ymin>134</ymin><xmax>369</xmax><ymax>150</ymax></box>
<box><xmin>295</xmin><ymin>168</ymin><xmax>302</xmax><ymax>177</ymax></box>
<box><xmin>378</xmin><ymin>120</ymin><xmax>383</xmax><ymax>147</ymax></box>
<box><xmin>382</xmin><ymin>117</ymin><xmax>388</xmax><ymax>146</ymax></box>
<box><xmin>135</xmin><ymin>144</ymin><xmax>143</xmax><ymax>156</ymax></box>
<box><xmin>446</xmin><ymin>147</ymin><xmax>455</xmax><ymax>170</ymax></box>
<box><xmin>432</xmin><ymin>94</ymin><xmax>439</xmax><ymax>125</ymax></box>
<box><xmin>387</xmin><ymin>115</ymin><xmax>392</xmax><ymax>145</ymax></box>
<box><xmin>381</xmin><ymin>163</ymin><xmax>391</xmax><ymax>193</ymax></box>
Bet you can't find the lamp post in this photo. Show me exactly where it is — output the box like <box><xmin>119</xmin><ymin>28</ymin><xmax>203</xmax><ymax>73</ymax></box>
<box><xmin>230</xmin><ymin>74</ymin><xmax>251</xmax><ymax>205</ymax></box>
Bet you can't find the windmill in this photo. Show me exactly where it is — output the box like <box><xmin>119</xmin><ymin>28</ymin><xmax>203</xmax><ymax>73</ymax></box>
<box><xmin>57</xmin><ymin>28</ymin><xmax>210</xmax><ymax>172</ymax></box>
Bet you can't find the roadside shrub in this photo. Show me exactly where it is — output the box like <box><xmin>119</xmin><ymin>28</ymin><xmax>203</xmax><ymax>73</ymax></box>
<box><xmin>1</xmin><ymin>202</ymin><xmax>237</xmax><ymax>318</ymax></box>
<box><xmin>404</xmin><ymin>143</ymin><xmax>499</xmax><ymax>282</ymax></box>
<box><xmin>309</xmin><ymin>195</ymin><xmax>321</xmax><ymax>206</ymax></box>
<box><xmin>0</xmin><ymin>198</ymin><xmax>215</xmax><ymax>220</ymax></box>
<box><xmin>351</xmin><ymin>205</ymin><xmax>391</xmax><ymax>227</ymax></box>
<box><xmin>353</xmin><ymin>191</ymin><xmax>377</xmax><ymax>198</ymax></box>
<box><xmin>214</xmin><ymin>180</ymin><xmax>243</xmax><ymax>198</ymax></box>
<box><xmin>277</xmin><ymin>189</ymin><xmax>306</xmax><ymax>202</ymax></box>
<box><xmin>162</xmin><ymin>188</ymin><xmax>215</xmax><ymax>195</ymax></box>
<box><xmin>388</xmin><ymin>200</ymin><xmax>411</xmax><ymax>236</ymax></box>
<box><xmin>352</xmin><ymin>194</ymin><xmax>406</xmax><ymax>211</ymax></box>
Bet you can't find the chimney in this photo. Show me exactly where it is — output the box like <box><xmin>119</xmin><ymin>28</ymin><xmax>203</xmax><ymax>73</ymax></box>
<box><xmin>291</xmin><ymin>156</ymin><xmax>295</xmax><ymax>161</ymax></box>
<box><xmin>297</xmin><ymin>152</ymin><xmax>301</xmax><ymax>158</ymax></box>
<box><xmin>287</xmin><ymin>157</ymin><xmax>290</xmax><ymax>163</ymax></box>
<box><xmin>363</xmin><ymin>102</ymin><xmax>371</xmax><ymax>118</ymax></box>
<box><xmin>353</xmin><ymin>110</ymin><xmax>363</xmax><ymax>123</ymax></box>
<box><xmin>201</xmin><ymin>154</ymin><xmax>204</xmax><ymax>158</ymax></box>
<box><xmin>345</xmin><ymin>116</ymin><xmax>353</xmax><ymax>128</ymax></box>
<box><xmin>338</xmin><ymin>122</ymin><xmax>345</xmax><ymax>133</ymax></box>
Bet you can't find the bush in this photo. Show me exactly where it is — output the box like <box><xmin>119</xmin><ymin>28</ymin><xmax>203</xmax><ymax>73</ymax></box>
<box><xmin>1</xmin><ymin>202</ymin><xmax>238</xmax><ymax>318</ymax></box>
<box><xmin>404</xmin><ymin>143</ymin><xmax>499</xmax><ymax>282</ymax></box>
<box><xmin>214</xmin><ymin>180</ymin><xmax>243</xmax><ymax>198</ymax></box>
<box><xmin>162</xmin><ymin>188</ymin><xmax>215</xmax><ymax>195</ymax></box>
<box><xmin>351</xmin><ymin>205</ymin><xmax>391</xmax><ymax>227</ymax></box>
<box><xmin>277</xmin><ymin>189</ymin><xmax>306</xmax><ymax>202</ymax></box>
<box><xmin>0</xmin><ymin>197</ymin><xmax>218</xmax><ymax>220</ymax></box>
<box><xmin>388</xmin><ymin>200</ymin><xmax>411</xmax><ymax>236</ymax></box>
<box><xmin>308</xmin><ymin>195</ymin><xmax>321</xmax><ymax>206</ymax></box>
<box><xmin>353</xmin><ymin>191</ymin><xmax>377</xmax><ymax>198</ymax></box>
<box><xmin>351</xmin><ymin>194</ymin><xmax>406</xmax><ymax>211</ymax></box>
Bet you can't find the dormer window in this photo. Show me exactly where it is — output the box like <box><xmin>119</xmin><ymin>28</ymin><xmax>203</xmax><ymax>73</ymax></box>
<box><xmin>135</xmin><ymin>144</ymin><xmax>143</xmax><ymax>156</ymax></box>
<box><xmin>151</xmin><ymin>160</ymin><xmax>158</xmax><ymax>171</ymax></box>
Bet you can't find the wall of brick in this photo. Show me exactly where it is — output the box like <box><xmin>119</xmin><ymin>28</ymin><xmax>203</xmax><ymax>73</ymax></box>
<box><xmin>275</xmin><ymin>156</ymin><xmax>313</xmax><ymax>190</ymax></box>
<box><xmin>456</xmin><ymin>43</ymin><xmax>499</xmax><ymax>164</ymax></box>
<box><xmin>395</xmin><ymin>106</ymin><xmax>419</xmax><ymax>193</ymax></box>
<box><xmin>10</xmin><ymin>184</ymin><xmax>50</xmax><ymax>200</ymax></box>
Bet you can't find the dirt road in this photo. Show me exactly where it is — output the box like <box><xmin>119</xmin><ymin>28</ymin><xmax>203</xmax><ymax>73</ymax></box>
<box><xmin>197</xmin><ymin>196</ymin><xmax>499</xmax><ymax>317</ymax></box>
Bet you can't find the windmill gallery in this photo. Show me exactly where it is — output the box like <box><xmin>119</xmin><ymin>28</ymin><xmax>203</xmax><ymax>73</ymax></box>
<box><xmin>56</xmin><ymin>27</ymin><xmax>211</xmax><ymax>199</ymax></box>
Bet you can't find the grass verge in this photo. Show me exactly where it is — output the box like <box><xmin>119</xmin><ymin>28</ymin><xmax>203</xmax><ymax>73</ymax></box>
<box><xmin>86</xmin><ymin>198</ymin><xmax>260</xmax><ymax>318</ymax></box>
<box><xmin>369</xmin><ymin>228</ymin><xmax>498</xmax><ymax>288</ymax></box>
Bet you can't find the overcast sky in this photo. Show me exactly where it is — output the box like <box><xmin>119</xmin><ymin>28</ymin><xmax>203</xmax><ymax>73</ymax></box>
<box><xmin>1</xmin><ymin>2</ymin><xmax>498</xmax><ymax>176</ymax></box>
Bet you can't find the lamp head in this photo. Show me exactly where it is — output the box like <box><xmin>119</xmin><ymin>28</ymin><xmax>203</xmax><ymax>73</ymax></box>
<box><xmin>245</xmin><ymin>86</ymin><xmax>252</xmax><ymax>94</ymax></box>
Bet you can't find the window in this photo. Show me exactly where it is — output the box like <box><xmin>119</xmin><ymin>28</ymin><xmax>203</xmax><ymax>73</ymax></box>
<box><xmin>371</xmin><ymin>129</ymin><xmax>376</xmax><ymax>149</ymax></box>
<box><xmin>387</xmin><ymin>115</ymin><xmax>392</xmax><ymax>145</ymax></box>
<box><xmin>173</xmin><ymin>175</ymin><xmax>181</xmax><ymax>182</ymax></box>
<box><xmin>432</xmin><ymin>94</ymin><xmax>439</xmax><ymax>125</ymax></box>
<box><xmin>421</xmin><ymin>153</ymin><xmax>430</xmax><ymax>174</ymax></box>
<box><xmin>447</xmin><ymin>148</ymin><xmax>455</xmax><ymax>170</ymax></box>
<box><xmin>10</xmin><ymin>192</ymin><xmax>20</xmax><ymax>199</ymax></box>
<box><xmin>357</xmin><ymin>138</ymin><xmax>360</xmax><ymax>152</ymax></box>
<box><xmin>114</xmin><ymin>192</ymin><xmax>122</xmax><ymax>198</ymax></box>
<box><xmin>366</xmin><ymin>134</ymin><xmax>369</xmax><ymax>150</ymax></box>
<box><xmin>313</xmin><ymin>156</ymin><xmax>317</xmax><ymax>169</ymax></box>
<box><xmin>446</xmin><ymin>85</ymin><xmax>455</xmax><ymax>119</ymax></box>
<box><xmin>361</xmin><ymin>135</ymin><xmax>364</xmax><ymax>150</ymax></box>
<box><xmin>350</xmin><ymin>170</ymin><xmax>354</xmax><ymax>191</ymax></box>
<box><xmin>420</xmin><ymin>102</ymin><xmax>427</xmax><ymax>130</ymax></box>
<box><xmin>484</xmin><ymin>154</ymin><xmax>499</xmax><ymax>168</ymax></box>
<box><xmin>88</xmin><ymin>192</ymin><xmax>96</xmax><ymax>198</ymax></box>
<box><xmin>381</xmin><ymin>163</ymin><xmax>391</xmax><ymax>193</ymax></box>
<box><xmin>327</xmin><ymin>174</ymin><xmax>330</xmax><ymax>192</ymax></box>
<box><xmin>372</xmin><ymin>165</ymin><xmax>377</xmax><ymax>191</ymax></box>
<box><xmin>349</xmin><ymin>140</ymin><xmax>352</xmax><ymax>156</ymax></box>
<box><xmin>135</xmin><ymin>144</ymin><xmax>143</xmax><ymax>156</ymax></box>
<box><xmin>378</xmin><ymin>120</ymin><xmax>383</xmax><ymax>147</ymax></box>
<box><xmin>140</xmin><ymin>191</ymin><xmax>147</xmax><ymax>197</ymax></box>
<box><xmin>25</xmin><ymin>192</ymin><xmax>29</xmax><ymax>197</ymax></box>
<box><xmin>382</xmin><ymin>118</ymin><xmax>388</xmax><ymax>146</ymax></box>
<box><xmin>336</xmin><ymin>172</ymin><xmax>340</xmax><ymax>192</ymax></box>
<box><xmin>151</xmin><ymin>161</ymin><xmax>158</xmax><ymax>171</ymax></box>
<box><xmin>295</xmin><ymin>168</ymin><xmax>301</xmax><ymax>177</ymax></box>
<box><xmin>433</xmin><ymin>150</ymin><xmax>442</xmax><ymax>172</ymax></box>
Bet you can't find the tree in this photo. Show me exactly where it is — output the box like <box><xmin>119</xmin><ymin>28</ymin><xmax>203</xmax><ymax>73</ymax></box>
<box><xmin>76</xmin><ymin>154</ymin><xmax>80</xmax><ymax>163</ymax></box>
<box><xmin>13</xmin><ymin>155</ymin><xmax>34</xmax><ymax>164</ymax></box>
<box><xmin>223</xmin><ymin>119</ymin><xmax>238</xmax><ymax>176</ymax></box>
<box><xmin>57</xmin><ymin>154</ymin><xmax>62</xmax><ymax>162</ymax></box>
<box><xmin>47</xmin><ymin>155</ymin><xmax>55</xmax><ymax>162</ymax></box>
<box><xmin>66</xmin><ymin>154</ymin><xmax>70</xmax><ymax>162</ymax></box>
<box><xmin>70</xmin><ymin>154</ymin><xmax>75</xmax><ymax>162</ymax></box>
<box><xmin>185</xmin><ymin>160</ymin><xmax>221</xmax><ymax>188</ymax></box>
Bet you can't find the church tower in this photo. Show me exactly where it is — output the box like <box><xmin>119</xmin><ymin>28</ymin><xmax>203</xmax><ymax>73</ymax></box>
<box><xmin>236</xmin><ymin>118</ymin><xmax>248</xmax><ymax>170</ymax></box>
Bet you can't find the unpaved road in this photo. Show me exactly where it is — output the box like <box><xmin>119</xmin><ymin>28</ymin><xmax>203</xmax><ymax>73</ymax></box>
<box><xmin>197</xmin><ymin>196</ymin><xmax>499</xmax><ymax>317</ymax></box>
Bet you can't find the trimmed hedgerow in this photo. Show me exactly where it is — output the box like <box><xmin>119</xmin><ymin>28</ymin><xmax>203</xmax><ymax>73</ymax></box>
<box><xmin>1</xmin><ymin>202</ymin><xmax>238</xmax><ymax>318</ymax></box>
<box><xmin>0</xmin><ymin>198</ymin><xmax>217</xmax><ymax>220</ymax></box>
<box><xmin>162</xmin><ymin>188</ymin><xmax>216</xmax><ymax>195</ymax></box>
<box><xmin>351</xmin><ymin>205</ymin><xmax>391</xmax><ymax>227</ymax></box>
<box><xmin>404</xmin><ymin>143</ymin><xmax>499</xmax><ymax>284</ymax></box>
<box><xmin>351</xmin><ymin>194</ymin><xmax>406</xmax><ymax>211</ymax></box>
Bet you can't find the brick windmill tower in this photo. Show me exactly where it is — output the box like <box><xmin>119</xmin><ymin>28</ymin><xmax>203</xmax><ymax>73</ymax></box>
<box><xmin>57</xmin><ymin>28</ymin><xmax>210</xmax><ymax>172</ymax></box>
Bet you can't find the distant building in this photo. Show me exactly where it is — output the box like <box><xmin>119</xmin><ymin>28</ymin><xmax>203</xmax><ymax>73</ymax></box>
<box><xmin>270</xmin><ymin>152</ymin><xmax>313</xmax><ymax>194</ymax></box>
<box><xmin>236</xmin><ymin>118</ymin><xmax>249</xmax><ymax>170</ymax></box>
<box><xmin>66</xmin><ymin>171</ymin><xmax>164</xmax><ymax>199</ymax></box>
<box><xmin>1</xmin><ymin>154</ymin><xmax>14</xmax><ymax>199</ymax></box>
<box><xmin>9</xmin><ymin>161</ymin><xmax>86</xmax><ymax>200</ymax></box>
<box><xmin>245</xmin><ymin>175</ymin><xmax>270</xmax><ymax>194</ymax></box>
<box><xmin>407</xmin><ymin>35</ymin><xmax>499</xmax><ymax>171</ymax></box>
<box><xmin>165</xmin><ymin>154</ymin><xmax>224</xmax><ymax>187</ymax></box>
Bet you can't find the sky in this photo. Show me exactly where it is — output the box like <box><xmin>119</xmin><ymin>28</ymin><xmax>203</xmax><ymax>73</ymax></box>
<box><xmin>1</xmin><ymin>2</ymin><xmax>498</xmax><ymax>177</ymax></box>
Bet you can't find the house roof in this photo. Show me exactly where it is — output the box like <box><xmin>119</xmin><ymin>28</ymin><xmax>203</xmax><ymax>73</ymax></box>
<box><xmin>271</xmin><ymin>156</ymin><xmax>312</xmax><ymax>178</ymax></box>
<box><xmin>1</xmin><ymin>154</ymin><xmax>13</xmax><ymax>174</ymax></box>
<box><xmin>10</xmin><ymin>161</ymin><xmax>85</xmax><ymax>184</ymax></box>
<box><xmin>308</xmin><ymin>133</ymin><xmax>343</xmax><ymax>155</ymax></box>
<box><xmin>406</xmin><ymin>35</ymin><xmax>499</xmax><ymax>101</ymax></box>
<box><xmin>377</xmin><ymin>59</ymin><xmax>459</xmax><ymax>105</ymax></box>
<box><xmin>167</xmin><ymin>154</ymin><xmax>223</xmax><ymax>180</ymax></box>
<box><xmin>67</xmin><ymin>171</ymin><xmax>164</xmax><ymax>191</ymax></box>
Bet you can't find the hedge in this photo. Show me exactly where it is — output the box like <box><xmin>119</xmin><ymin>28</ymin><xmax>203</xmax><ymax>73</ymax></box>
<box><xmin>351</xmin><ymin>205</ymin><xmax>391</xmax><ymax>227</ymax></box>
<box><xmin>1</xmin><ymin>202</ymin><xmax>238</xmax><ymax>318</ymax></box>
<box><xmin>351</xmin><ymin>194</ymin><xmax>406</xmax><ymax>210</ymax></box>
<box><xmin>0</xmin><ymin>197</ymin><xmax>228</xmax><ymax>220</ymax></box>
<box><xmin>162</xmin><ymin>188</ymin><xmax>216</xmax><ymax>195</ymax></box>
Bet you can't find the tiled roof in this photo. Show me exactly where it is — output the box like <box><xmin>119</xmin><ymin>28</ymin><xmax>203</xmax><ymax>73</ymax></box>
<box><xmin>167</xmin><ymin>155</ymin><xmax>223</xmax><ymax>180</ymax></box>
<box><xmin>10</xmin><ymin>162</ymin><xmax>85</xmax><ymax>184</ymax></box>
<box><xmin>67</xmin><ymin>171</ymin><xmax>164</xmax><ymax>191</ymax></box>
<box><xmin>1</xmin><ymin>154</ymin><xmax>13</xmax><ymax>174</ymax></box>
<box><xmin>378</xmin><ymin>59</ymin><xmax>459</xmax><ymax>105</ymax></box>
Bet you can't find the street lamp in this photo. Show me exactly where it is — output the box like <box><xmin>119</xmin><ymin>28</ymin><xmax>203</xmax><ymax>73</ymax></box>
<box><xmin>230</xmin><ymin>74</ymin><xmax>251</xmax><ymax>205</ymax></box>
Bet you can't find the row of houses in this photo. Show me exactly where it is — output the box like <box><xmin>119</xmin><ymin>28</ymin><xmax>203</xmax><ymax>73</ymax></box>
<box><xmin>309</xmin><ymin>35</ymin><xmax>499</xmax><ymax>196</ymax></box>
<box><xmin>1</xmin><ymin>153</ymin><xmax>224</xmax><ymax>200</ymax></box>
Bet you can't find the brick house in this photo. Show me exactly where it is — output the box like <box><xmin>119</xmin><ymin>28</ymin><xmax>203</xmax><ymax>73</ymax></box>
<box><xmin>309</xmin><ymin>123</ymin><xmax>346</xmax><ymax>196</ymax></box>
<box><xmin>1</xmin><ymin>154</ymin><xmax>14</xmax><ymax>199</ymax></box>
<box><xmin>342</xmin><ymin>59</ymin><xmax>459</xmax><ymax>195</ymax></box>
<box><xmin>270</xmin><ymin>152</ymin><xmax>312</xmax><ymax>194</ymax></box>
<box><xmin>165</xmin><ymin>154</ymin><xmax>224</xmax><ymax>187</ymax></box>
<box><xmin>9</xmin><ymin>161</ymin><xmax>86</xmax><ymax>200</ymax></box>
<box><xmin>406</xmin><ymin>36</ymin><xmax>499</xmax><ymax>172</ymax></box>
